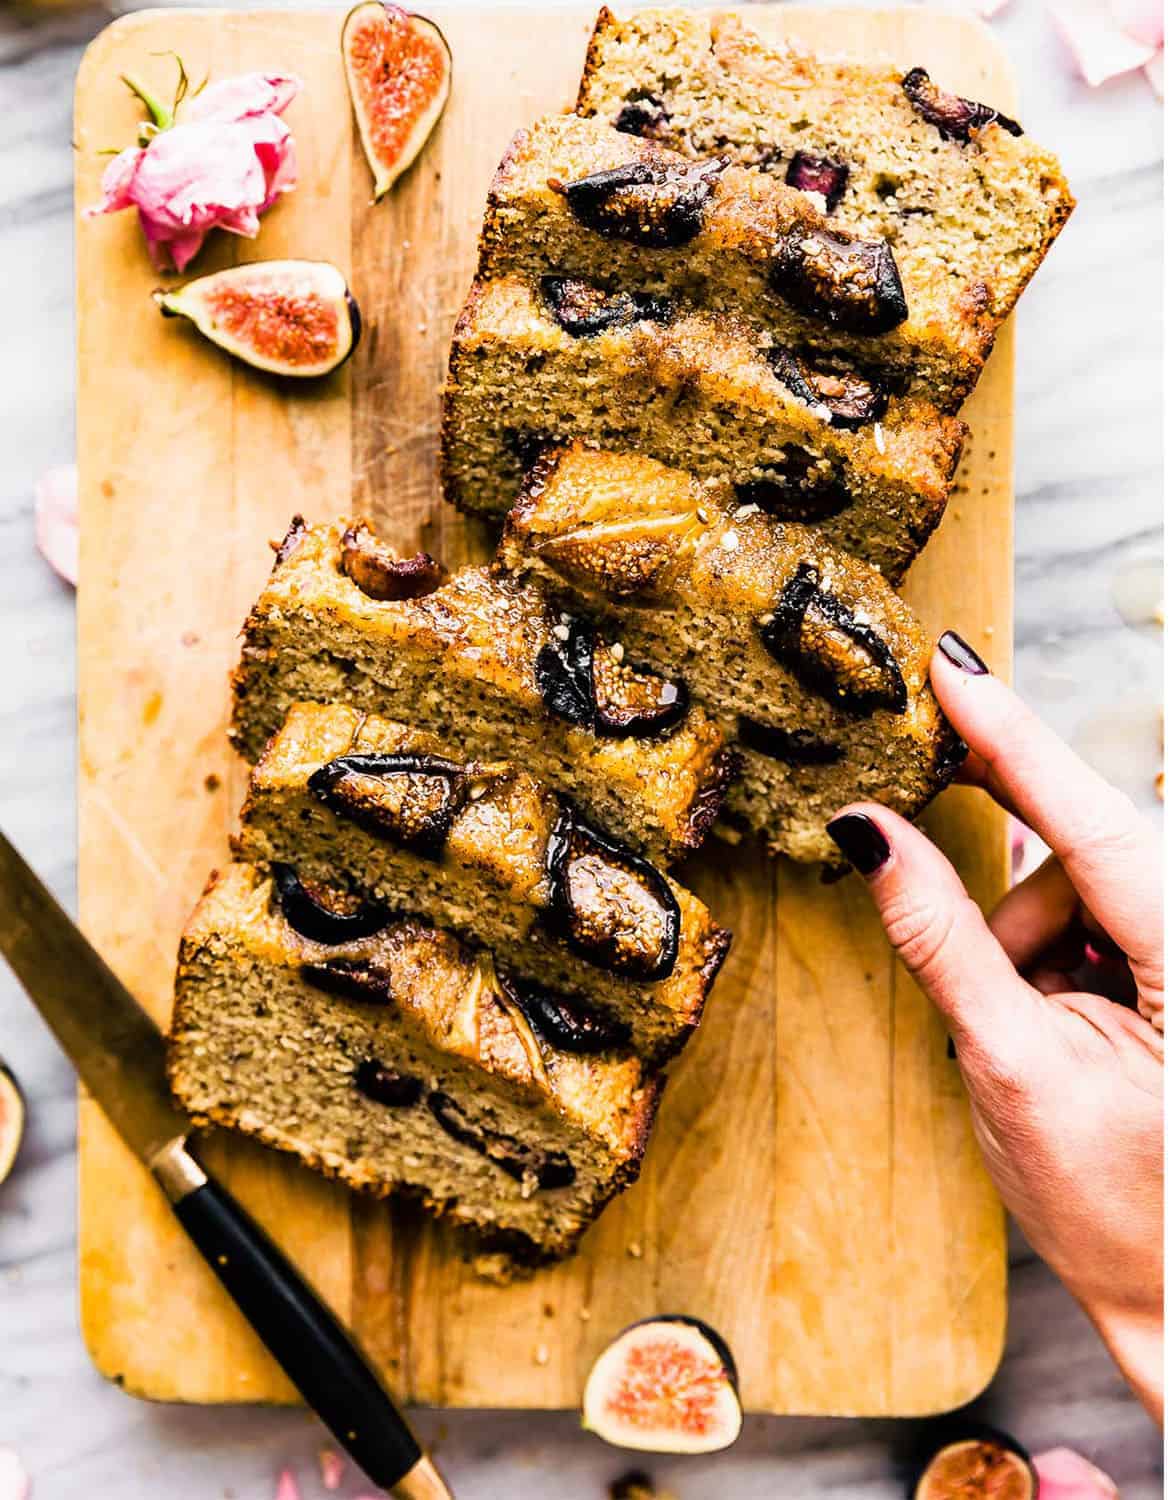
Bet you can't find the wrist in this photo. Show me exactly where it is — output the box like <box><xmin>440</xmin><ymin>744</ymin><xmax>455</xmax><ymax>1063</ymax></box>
<box><xmin>1080</xmin><ymin>1295</ymin><xmax>1164</xmax><ymax>1424</ymax></box>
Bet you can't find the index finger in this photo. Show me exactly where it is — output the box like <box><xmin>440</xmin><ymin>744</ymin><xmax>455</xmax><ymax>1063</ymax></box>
<box><xmin>931</xmin><ymin>633</ymin><xmax>1163</xmax><ymax>977</ymax></box>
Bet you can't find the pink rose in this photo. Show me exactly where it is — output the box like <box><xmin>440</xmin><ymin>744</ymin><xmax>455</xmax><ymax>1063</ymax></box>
<box><xmin>1034</xmin><ymin>1448</ymin><xmax>1119</xmax><ymax>1500</ymax></box>
<box><xmin>86</xmin><ymin>72</ymin><xmax>300</xmax><ymax>273</ymax></box>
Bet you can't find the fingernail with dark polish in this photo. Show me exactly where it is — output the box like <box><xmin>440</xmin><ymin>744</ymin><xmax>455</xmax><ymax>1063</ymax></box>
<box><xmin>938</xmin><ymin>630</ymin><xmax>989</xmax><ymax>675</ymax></box>
<box><xmin>826</xmin><ymin>812</ymin><xmax>891</xmax><ymax>876</ymax></box>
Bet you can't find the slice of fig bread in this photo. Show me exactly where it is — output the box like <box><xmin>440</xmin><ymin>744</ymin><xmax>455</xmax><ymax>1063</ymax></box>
<box><xmin>441</xmin><ymin>276</ymin><xmax>966</xmax><ymax>583</ymax></box>
<box><xmin>479</xmin><ymin>113</ymin><xmax>987</xmax><ymax>411</ymax></box>
<box><xmin>499</xmin><ymin>444</ymin><xmax>964</xmax><ymax>863</ymax></box>
<box><xmin>576</xmin><ymin>8</ymin><xmax>1073</xmax><ymax>333</ymax></box>
<box><xmin>230</xmin><ymin>518</ymin><xmax>736</xmax><ymax>865</ymax></box>
<box><xmin>168</xmin><ymin>863</ymin><xmax>664</xmax><ymax>1267</ymax></box>
<box><xmin>235</xmin><ymin>702</ymin><xmax>731</xmax><ymax>1063</ymax></box>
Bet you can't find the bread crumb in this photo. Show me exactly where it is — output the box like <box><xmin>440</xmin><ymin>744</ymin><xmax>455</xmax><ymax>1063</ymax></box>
<box><xmin>552</xmin><ymin>623</ymin><xmax>570</xmax><ymax>642</ymax></box>
<box><xmin>610</xmin><ymin>641</ymin><xmax>625</xmax><ymax>662</ymax></box>
<box><xmin>720</xmin><ymin>530</ymin><xmax>739</xmax><ymax>552</ymax></box>
<box><xmin>626</xmin><ymin>1241</ymin><xmax>643</xmax><ymax>1259</ymax></box>
<box><xmin>733</xmin><ymin>502</ymin><xmax>760</xmax><ymax>520</ymax></box>
<box><xmin>534</xmin><ymin>1343</ymin><xmax>550</xmax><ymax>1366</ymax></box>
<box><xmin>873</xmin><ymin>421</ymin><xmax>886</xmax><ymax>455</ymax></box>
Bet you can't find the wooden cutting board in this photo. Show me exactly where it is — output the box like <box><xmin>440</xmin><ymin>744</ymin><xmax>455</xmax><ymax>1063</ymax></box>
<box><xmin>75</xmin><ymin>4</ymin><xmax>1013</xmax><ymax>1415</ymax></box>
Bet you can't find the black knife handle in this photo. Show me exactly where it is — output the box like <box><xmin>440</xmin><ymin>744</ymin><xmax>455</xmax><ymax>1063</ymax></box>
<box><xmin>154</xmin><ymin>1140</ymin><xmax>449</xmax><ymax>1499</ymax></box>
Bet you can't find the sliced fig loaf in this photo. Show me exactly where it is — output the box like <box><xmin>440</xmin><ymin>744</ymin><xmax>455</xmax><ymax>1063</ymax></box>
<box><xmin>230</xmin><ymin>518</ymin><xmax>735</xmax><ymax>864</ymax></box>
<box><xmin>499</xmin><ymin>445</ymin><xmax>964</xmax><ymax>863</ymax></box>
<box><xmin>576</xmin><ymin>8</ymin><xmax>1073</xmax><ymax>330</ymax></box>
<box><xmin>235</xmin><ymin>702</ymin><xmax>730</xmax><ymax>1062</ymax></box>
<box><xmin>168</xmin><ymin>863</ymin><xmax>663</xmax><ymax>1266</ymax></box>
<box><xmin>441</xmin><ymin>276</ymin><xmax>966</xmax><ymax>582</ymax></box>
<box><xmin>480</xmin><ymin>113</ymin><xmax>986</xmax><ymax>411</ymax></box>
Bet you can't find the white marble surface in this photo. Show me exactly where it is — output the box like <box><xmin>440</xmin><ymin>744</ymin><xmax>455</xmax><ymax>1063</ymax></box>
<box><xmin>0</xmin><ymin>1</ymin><xmax>1163</xmax><ymax>1495</ymax></box>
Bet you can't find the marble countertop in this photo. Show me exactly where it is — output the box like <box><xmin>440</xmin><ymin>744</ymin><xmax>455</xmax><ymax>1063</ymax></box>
<box><xmin>0</xmin><ymin>1</ymin><xmax>1162</xmax><ymax>1495</ymax></box>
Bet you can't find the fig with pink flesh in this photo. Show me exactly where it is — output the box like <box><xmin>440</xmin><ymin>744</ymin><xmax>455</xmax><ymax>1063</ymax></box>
<box><xmin>155</xmin><ymin>261</ymin><xmax>360</xmax><ymax>377</ymax></box>
<box><xmin>913</xmin><ymin>1428</ymin><xmax>1036</xmax><ymax>1500</ymax></box>
<box><xmin>0</xmin><ymin>1061</ymin><xmax>25</xmax><ymax>1188</ymax></box>
<box><xmin>582</xmin><ymin>1316</ymin><xmax>742</xmax><ymax>1455</ymax></box>
<box><xmin>343</xmin><ymin>2</ymin><xmax>452</xmax><ymax>201</ymax></box>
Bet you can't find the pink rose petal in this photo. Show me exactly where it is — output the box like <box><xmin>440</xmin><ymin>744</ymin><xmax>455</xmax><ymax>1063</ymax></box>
<box><xmin>1112</xmin><ymin>0</ymin><xmax>1164</xmax><ymax>48</ymax></box>
<box><xmin>318</xmin><ymin>1449</ymin><xmax>345</xmax><ymax>1491</ymax></box>
<box><xmin>86</xmin><ymin>72</ymin><xmax>300</xmax><ymax>272</ymax></box>
<box><xmin>1144</xmin><ymin>50</ymin><xmax>1164</xmax><ymax>96</ymax></box>
<box><xmin>1049</xmin><ymin>0</ymin><xmax>1158</xmax><ymax>85</ymax></box>
<box><xmin>1034</xmin><ymin>1448</ymin><xmax>1119</xmax><ymax>1500</ymax></box>
<box><xmin>34</xmin><ymin>464</ymin><xmax>79</xmax><ymax>587</ymax></box>
<box><xmin>0</xmin><ymin>1449</ymin><xmax>30</xmax><ymax>1500</ymax></box>
<box><xmin>273</xmin><ymin>1469</ymin><xmax>300</xmax><ymax>1500</ymax></box>
<box><xmin>185</xmin><ymin>72</ymin><xmax>300</xmax><ymax>125</ymax></box>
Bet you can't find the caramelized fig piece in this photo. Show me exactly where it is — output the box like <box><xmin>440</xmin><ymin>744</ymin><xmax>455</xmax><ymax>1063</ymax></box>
<box><xmin>535</xmin><ymin>616</ymin><xmax>597</xmax><ymax>729</ymax></box>
<box><xmin>770</xmin><ymin>226</ymin><xmax>907</xmax><ymax>335</ymax></box>
<box><xmin>592</xmin><ymin>643</ymin><xmax>689</xmax><ymax>738</ymax></box>
<box><xmin>340</xmin><ymin>521</ymin><xmax>446</xmax><ymax>601</ymax></box>
<box><xmin>769</xmin><ymin>347</ymin><xmax>888</xmax><ymax>430</ymax></box>
<box><xmin>737</xmin><ymin>717</ymin><xmax>843</xmax><ymax>766</ymax></box>
<box><xmin>428</xmin><ymin>1091</ymin><xmax>576</xmax><ymax>1189</ymax></box>
<box><xmin>273</xmin><ymin>513</ymin><xmax>308</xmax><ymax>567</ymax></box>
<box><xmin>541</xmin><ymin>276</ymin><xmax>672</xmax><ymax>338</ymax></box>
<box><xmin>613</xmin><ymin>93</ymin><xmax>670</xmax><ymax>138</ymax></box>
<box><xmin>562</xmin><ymin>156</ymin><xmax>728</xmax><ymax>248</ymax></box>
<box><xmin>902</xmin><ymin>67</ymin><xmax>1023</xmax><ymax>142</ymax></box>
<box><xmin>735</xmin><ymin>450</ymin><xmax>851</xmax><ymax>521</ymax></box>
<box><xmin>309</xmin><ymin>752</ymin><xmax>469</xmax><ymax>857</ymax></box>
<box><xmin>536</xmin><ymin>618</ymin><xmax>687</xmax><ymax>739</ymax></box>
<box><xmin>302</xmin><ymin>957</ymin><xmax>393</xmax><ymax>1005</ymax></box>
<box><xmin>545</xmin><ymin>805</ymin><xmax>681</xmax><ymax>980</ymax></box>
<box><xmin>785</xmin><ymin>151</ymin><xmax>849</xmax><ymax>212</ymax></box>
<box><xmin>272</xmin><ymin>863</ymin><xmax>390</xmax><ymax>944</ymax></box>
<box><xmin>501</xmin><ymin>973</ymin><xmax>632</xmax><ymax>1053</ymax></box>
<box><xmin>354</xmin><ymin>1058</ymin><xmax>423</xmax><ymax>1107</ymax></box>
<box><xmin>760</xmin><ymin>563</ymin><xmax>907</xmax><ymax>715</ymax></box>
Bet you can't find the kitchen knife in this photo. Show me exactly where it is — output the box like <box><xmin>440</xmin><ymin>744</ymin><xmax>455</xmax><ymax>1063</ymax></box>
<box><xmin>0</xmin><ymin>830</ymin><xmax>452</xmax><ymax>1500</ymax></box>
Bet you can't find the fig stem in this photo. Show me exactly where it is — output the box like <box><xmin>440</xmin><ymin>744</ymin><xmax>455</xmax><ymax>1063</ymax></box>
<box><xmin>121</xmin><ymin>73</ymin><xmax>174</xmax><ymax>133</ymax></box>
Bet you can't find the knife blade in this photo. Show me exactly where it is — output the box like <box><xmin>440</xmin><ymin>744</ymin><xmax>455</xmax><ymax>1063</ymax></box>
<box><xmin>0</xmin><ymin>830</ymin><xmax>452</xmax><ymax>1500</ymax></box>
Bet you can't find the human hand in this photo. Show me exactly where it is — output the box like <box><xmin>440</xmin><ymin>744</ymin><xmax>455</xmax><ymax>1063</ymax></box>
<box><xmin>827</xmin><ymin>631</ymin><xmax>1164</xmax><ymax>1422</ymax></box>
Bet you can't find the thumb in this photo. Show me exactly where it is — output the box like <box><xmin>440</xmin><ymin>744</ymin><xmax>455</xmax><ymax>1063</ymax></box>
<box><xmin>827</xmin><ymin>805</ymin><xmax>1035</xmax><ymax>1056</ymax></box>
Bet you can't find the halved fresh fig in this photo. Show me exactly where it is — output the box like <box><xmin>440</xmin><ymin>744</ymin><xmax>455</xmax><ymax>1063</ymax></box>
<box><xmin>913</xmin><ymin>1429</ymin><xmax>1036</xmax><ymax>1500</ymax></box>
<box><xmin>770</xmin><ymin>226</ymin><xmax>907</xmax><ymax>335</ymax></box>
<box><xmin>769</xmin><ymin>347</ymin><xmax>888</xmax><ymax>430</ymax></box>
<box><xmin>760</xmin><ymin>562</ymin><xmax>908</xmax><ymax>715</ymax></box>
<box><xmin>582</xmin><ymin>1316</ymin><xmax>743</xmax><ymax>1455</ymax></box>
<box><xmin>155</xmin><ymin>261</ymin><xmax>360</xmax><ymax>378</ymax></box>
<box><xmin>340</xmin><ymin>522</ymin><xmax>446</xmax><ymax>601</ymax></box>
<box><xmin>544</xmin><ymin>806</ymin><xmax>680</xmax><ymax>981</ymax></box>
<box><xmin>309</xmin><ymin>752</ymin><xmax>469</xmax><ymax>858</ymax></box>
<box><xmin>561</xmin><ymin>157</ymin><xmax>728</xmax><ymax>249</ymax></box>
<box><xmin>343</xmin><ymin>1</ymin><xmax>452</xmax><ymax>201</ymax></box>
<box><xmin>0</xmin><ymin>1062</ymin><xmax>25</xmax><ymax>1188</ymax></box>
<box><xmin>272</xmin><ymin>863</ymin><xmax>390</xmax><ymax>945</ymax></box>
<box><xmin>902</xmin><ymin>67</ymin><xmax>1023</xmax><ymax>143</ymax></box>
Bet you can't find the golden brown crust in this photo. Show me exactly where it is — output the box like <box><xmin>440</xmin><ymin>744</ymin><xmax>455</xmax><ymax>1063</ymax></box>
<box><xmin>477</xmin><ymin>113</ymin><xmax>993</xmax><ymax>410</ymax></box>
<box><xmin>229</xmin><ymin>517</ymin><xmax>733</xmax><ymax>863</ymax></box>
<box><xmin>168</xmin><ymin>863</ymin><xmax>666</xmax><ymax>1262</ymax></box>
<box><xmin>575</xmin><ymin>8</ymin><xmax>1074</xmax><ymax>338</ymax></box>
<box><xmin>442</xmin><ymin>275</ymin><xmax>965</xmax><ymax>582</ymax></box>
<box><xmin>236</xmin><ymin>701</ymin><xmax>731</xmax><ymax>1061</ymax></box>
